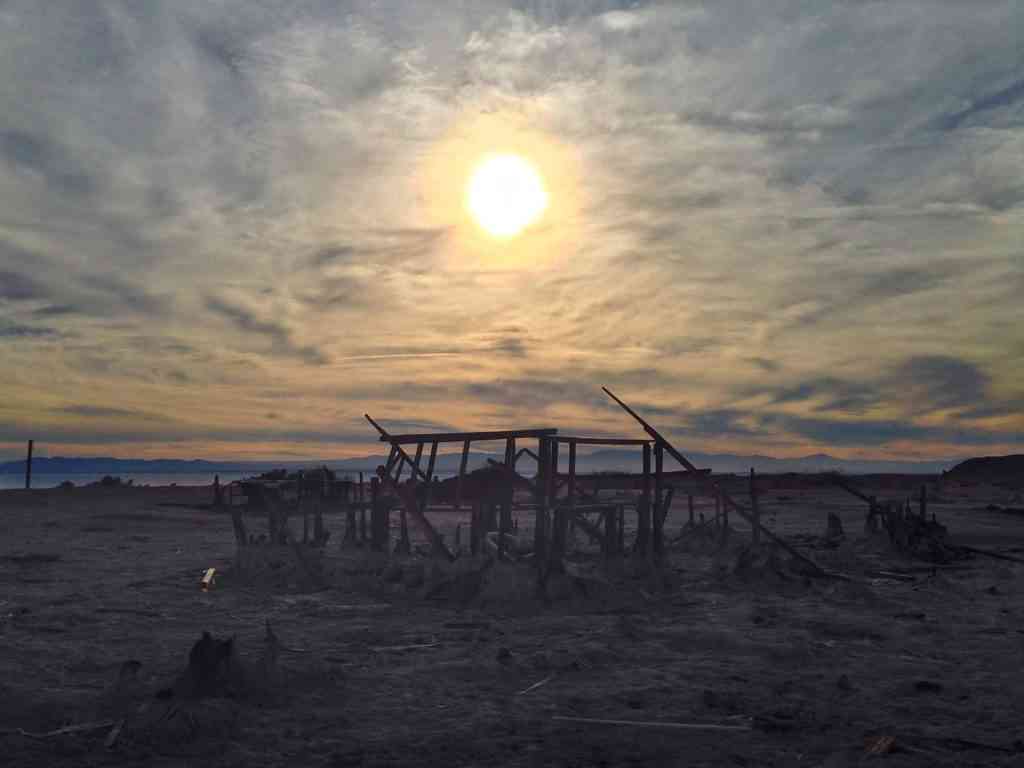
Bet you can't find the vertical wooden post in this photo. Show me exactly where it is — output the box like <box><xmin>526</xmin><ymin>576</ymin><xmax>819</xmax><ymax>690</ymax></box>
<box><xmin>422</xmin><ymin>442</ymin><xmax>441</xmax><ymax>557</ymax></box>
<box><xmin>750</xmin><ymin>468</ymin><xmax>760</xmax><ymax>544</ymax></box>
<box><xmin>548</xmin><ymin>439</ymin><xmax>560</xmax><ymax>562</ymax></box>
<box><xmin>454</xmin><ymin>439</ymin><xmax>470</xmax><ymax>511</ymax></box>
<box><xmin>653</xmin><ymin>442</ymin><xmax>664</xmax><ymax>557</ymax></box>
<box><xmin>604</xmin><ymin>502</ymin><xmax>616</xmax><ymax>556</ymax></box>
<box><xmin>618</xmin><ymin>505</ymin><xmax>625</xmax><ymax>553</ymax></box>
<box><xmin>919</xmin><ymin>485</ymin><xmax>927</xmax><ymax>520</ymax></box>
<box><xmin>411</xmin><ymin>443</ymin><xmax>424</xmax><ymax>483</ymax></box>
<box><xmin>24</xmin><ymin>440</ymin><xmax>33</xmax><ymax>490</ymax></box>
<box><xmin>566</xmin><ymin>441</ymin><xmax>576</xmax><ymax>556</ymax></box>
<box><xmin>550</xmin><ymin>440</ymin><xmax>559</xmax><ymax>507</ymax></box>
<box><xmin>638</xmin><ymin>443</ymin><xmax>651</xmax><ymax>555</ymax></box>
<box><xmin>422</xmin><ymin>442</ymin><xmax>438</xmax><ymax>509</ymax></box>
<box><xmin>369</xmin><ymin>476</ymin><xmax>380</xmax><ymax>548</ymax></box>
<box><xmin>314</xmin><ymin>478</ymin><xmax>325</xmax><ymax>545</ymax></box>
<box><xmin>342</xmin><ymin>483</ymin><xmax>355</xmax><ymax>546</ymax></box>
<box><xmin>499</xmin><ymin>437</ymin><xmax>515</xmax><ymax>560</ymax></box>
<box><xmin>534</xmin><ymin>437</ymin><xmax>550</xmax><ymax>565</ymax></box>
<box><xmin>383</xmin><ymin>445</ymin><xmax>399</xmax><ymax>482</ymax></box>
<box><xmin>396</xmin><ymin>507</ymin><xmax>409</xmax><ymax>554</ymax></box>
<box><xmin>688</xmin><ymin>494</ymin><xmax>695</xmax><ymax>526</ymax></box>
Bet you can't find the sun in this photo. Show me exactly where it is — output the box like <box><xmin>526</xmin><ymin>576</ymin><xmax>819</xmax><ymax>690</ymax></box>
<box><xmin>466</xmin><ymin>154</ymin><xmax>549</xmax><ymax>238</ymax></box>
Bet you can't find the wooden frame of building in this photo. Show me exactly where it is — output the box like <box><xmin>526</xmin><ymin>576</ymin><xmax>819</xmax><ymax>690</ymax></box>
<box><xmin>364</xmin><ymin>415</ymin><xmax>712</xmax><ymax>565</ymax></box>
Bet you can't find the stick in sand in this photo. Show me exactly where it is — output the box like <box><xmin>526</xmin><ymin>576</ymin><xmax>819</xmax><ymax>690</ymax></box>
<box><xmin>517</xmin><ymin>675</ymin><xmax>554</xmax><ymax>695</ymax></box>
<box><xmin>552</xmin><ymin>716</ymin><xmax>751</xmax><ymax>732</ymax></box>
<box><xmin>16</xmin><ymin>720</ymin><xmax>116</xmax><ymax>739</ymax></box>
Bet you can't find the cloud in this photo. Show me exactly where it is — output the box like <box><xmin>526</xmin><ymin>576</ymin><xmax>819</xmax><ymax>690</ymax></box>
<box><xmin>0</xmin><ymin>268</ymin><xmax>49</xmax><ymax>301</ymax></box>
<box><xmin>0</xmin><ymin>321</ymin><xmax>59</xmax><ymax>338</ymax></box>
<box><xmin>0</xmin><ymin>1</ymin><xmax>1021</xmax><ymax>460</ymax></box>
<box><xmin>0</xmin><ymin>129</ymin><xmax>96</xmax><ymax>198</ymax></box>
<box><xmin>56</xmin><ymin>404</ymin><xmax>172</xmax><ymax>421</ymax></box>
<box><xmin>204</xmin><ymin>294</ymin><xmax>327</xmax><ymax>365</ymax></box>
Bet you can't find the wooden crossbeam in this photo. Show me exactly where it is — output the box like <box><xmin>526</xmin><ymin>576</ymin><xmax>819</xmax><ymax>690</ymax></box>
<box><xmin>555</xmin><ymin>436</ymin><xmax>652</xmax><ymax>446</ymax></box>
<box><xmin>378</xmin><ymin>428</ymin><xmax>557</xmax><ymax>444</ymax></box>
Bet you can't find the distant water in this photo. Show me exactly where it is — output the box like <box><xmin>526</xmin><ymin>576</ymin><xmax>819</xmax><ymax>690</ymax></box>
<box><xmin>0</xmin><ymin>471</ymin><xmax>252</xmax><ymax>490</ymax></box>
<box><xmin>0</xmin><ymin>469</ymin><xmax>462</xmax><ymax>490</ymax></box>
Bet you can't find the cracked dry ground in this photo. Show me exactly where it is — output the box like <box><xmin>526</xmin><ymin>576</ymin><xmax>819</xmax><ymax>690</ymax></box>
<box><xmin>1</xmin><ymin>483</ymin><xmax>1022</xmax><ymax>767</ymax></box>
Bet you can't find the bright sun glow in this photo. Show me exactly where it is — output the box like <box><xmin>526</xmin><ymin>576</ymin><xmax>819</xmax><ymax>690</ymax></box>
<box><xmin>466</xmin><ymin>154</ymin><xmax>549</xmax><ymax>238</ymax></box>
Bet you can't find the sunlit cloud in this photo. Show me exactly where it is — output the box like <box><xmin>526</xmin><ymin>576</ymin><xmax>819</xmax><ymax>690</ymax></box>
<box><xmin>0</xmin><ymin>1</ymin><xmax>1022</xmax><ymax>461</ymax></box>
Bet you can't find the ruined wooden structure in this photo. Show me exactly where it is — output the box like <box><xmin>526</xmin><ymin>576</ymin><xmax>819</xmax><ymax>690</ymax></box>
<box><xmin>223</xmin><ymin>468</ymin><xmax>343</xmax><ymax>548</ymax></box>
<box><xmin>363</xmin><ymin>414</ymin><xmax>717</xmax><ymax>569</ymax></box>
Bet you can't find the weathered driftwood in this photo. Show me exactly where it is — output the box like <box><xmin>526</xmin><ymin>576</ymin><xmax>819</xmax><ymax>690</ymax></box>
<box><xmin>552</xmin><ymin>716</ymin><xmax>751</xmax><ymax>732</ymax></box>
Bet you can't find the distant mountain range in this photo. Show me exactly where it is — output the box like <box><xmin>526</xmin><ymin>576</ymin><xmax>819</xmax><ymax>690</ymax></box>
<box><xmin>0</xmin><ymin>450</ymin><xmax>960</xmax><ymax>477</ymax></box>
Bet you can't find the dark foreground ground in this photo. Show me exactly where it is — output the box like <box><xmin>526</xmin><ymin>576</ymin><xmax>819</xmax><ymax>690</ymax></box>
<box><xmin>1</xmin><ymin>479</ymin><xmax>1023</xmax><ymax>767</ymax></box>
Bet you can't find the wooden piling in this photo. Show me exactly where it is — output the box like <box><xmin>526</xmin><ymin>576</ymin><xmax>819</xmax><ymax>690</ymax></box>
<box><xmin>653</xmin><ymin>442</ymin><xmax>664</xmax><ymax>557</ymax></box>
<box><xmin>454</xmin><ymin>439</ymin><xmax>470</xmax><ymax>511</ymax></box>
<box><xmin>688</xmin><ymin>494</ymin><xmax>695</xmax><ymax>526</ymax></box>
<box><xmin>750</xmin><ymin>468</ymin><xmax>760</xmax><ymax>544</ymax></box>
<box><xmin>533</xmin><ymin>438</ymin><xmax>549</xmax><ymax>564</ymax></box>
<box><xmin>396</xmin><ymin>507</ymin><xmax>410</xmax><ymax>554</ymax></box>
<box><xmin>638</xmin><ymin>443</ymin><xmax>651</xmax><ymax>555</ymax></box>
<box><xmin>566</xmin><ymin>441</ymin><xmax>577</xmax><ymax>556</ymax></box>
<box><xmin>24</xmin><ymin>439</ymin><xmax>33</xmax><ymax>490</ymax></box>
<box><xmin>919</xmin><ymin>485</ymin><xmax>927</xmax><ymax>520</ymax></box>
<box><xmin>604</xmin><ymin>502</ymin><xmax>617</xmax><ymax>555</ymax></box>
<box><xmin>343</xmin><ymin>483</ymin><xmax>357</xmax><ymax>547</ymax></box>
<box><xmin>422</xmin><ymin>443</ymin><xmax>438</xmax><ymax>510</ymax></box>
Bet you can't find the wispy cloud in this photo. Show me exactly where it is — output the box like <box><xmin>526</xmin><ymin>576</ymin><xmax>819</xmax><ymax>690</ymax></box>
<box><xmin>0</xmin><ymin>0</ymin><xmax>1021</xmax><ymax>460</ymax></box>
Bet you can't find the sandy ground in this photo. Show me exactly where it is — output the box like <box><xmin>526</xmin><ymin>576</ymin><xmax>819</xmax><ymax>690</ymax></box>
<box><xmin>1</xmin><ymin>479</ymin><xmax>1023</xmax><ymax>767</ymax></box>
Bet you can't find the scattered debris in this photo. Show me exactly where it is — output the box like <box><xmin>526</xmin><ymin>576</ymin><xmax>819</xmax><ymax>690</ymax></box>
<box><xmin>104</xmin><ymin>718</ymin><xmax>125</xmax><ymax>749</ymax></box>
<box><xmin>865</xmin><ymin>734</ymin><xmax>898</xmax><ymax>754</ymax></box>
<box><xmin>517</xmin><ymin>675</ymin><xmax>554</xmax><ymax>695</ymax></box>
<box><xmin>200</xmin><ymin>567</ymin><xmax>216</xmax><ymax>591</ymax></box>
<box><xmin>552</xmin><ymin>715</ymin><xmax>751</xmax><ymax>732</ymax></box>
<box><xmin>369</xmin><ymin>642</ymin><xmax>438</xmax><ymax>653</ymax></box>
<box><xmin>14</xmin><ymin>720</ymin><xmax>116</xmax><ymax>739</ymax></box>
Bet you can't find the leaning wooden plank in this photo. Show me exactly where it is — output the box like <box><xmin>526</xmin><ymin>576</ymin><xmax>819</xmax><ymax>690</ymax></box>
<box><xmin>552</xmin><ymin>716</ymin><xmax>751</xmax><ymax>732</ymax></box>
<box><xmin>959</xmin><ymin>545</ymin><xmax>1024</xmax><ymax>564</ymax></box>
<box><xmin>826</xmin><ymin>472</ymin><xmax>875</xmax><ymax>505</ymax></box>
<box><xmin>364</xmin><ymin>415</ymin><xmax>430</xmax><ymax>482</ymax></box>
<box><xmin>602</xmin><ymin>387</ymin><xmax>825</xmax><ymax>576</ymax></box>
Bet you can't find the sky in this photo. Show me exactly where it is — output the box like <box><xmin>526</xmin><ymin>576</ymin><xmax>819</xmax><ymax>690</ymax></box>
<box><xmin>0</xmin><ymin>0</ymin><xmax>1022</xmax><ymax>462</ymax></box>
